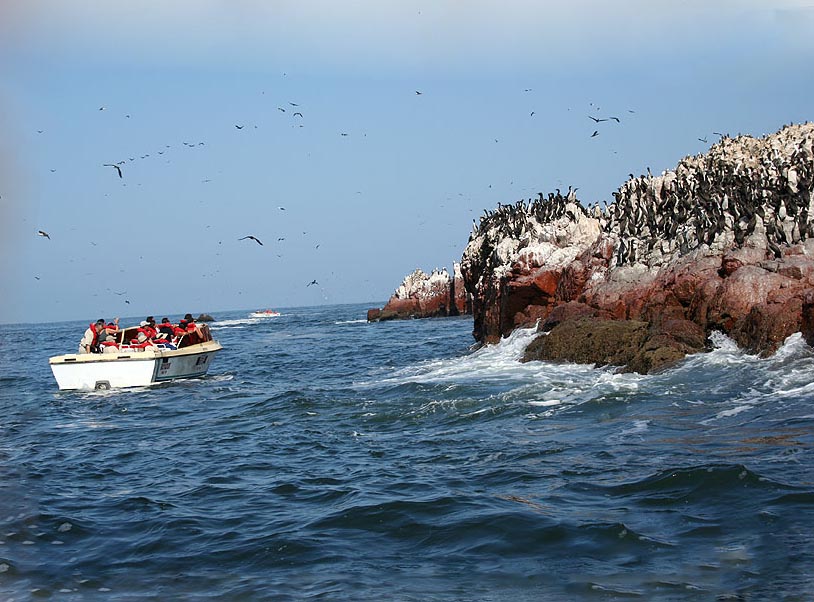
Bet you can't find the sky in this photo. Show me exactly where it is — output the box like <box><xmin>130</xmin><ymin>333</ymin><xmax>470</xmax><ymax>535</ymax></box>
<box><xmin>1</xmin><ymin>1</ymin><xmax>813</xmax><ymax>324</ymax></box>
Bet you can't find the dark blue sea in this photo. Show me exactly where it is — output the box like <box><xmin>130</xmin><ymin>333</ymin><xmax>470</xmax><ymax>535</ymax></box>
<box><xmin>1</xmin><ymin>303</ymin><xmax>813</xmax><ymax>601</ymax></box>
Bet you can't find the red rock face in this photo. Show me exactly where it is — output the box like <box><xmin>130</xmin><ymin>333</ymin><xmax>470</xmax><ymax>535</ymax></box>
<box><xmin>461</xmin><ymin>123</ymin><xmax>814</xmax><ymax>363</ymax></box>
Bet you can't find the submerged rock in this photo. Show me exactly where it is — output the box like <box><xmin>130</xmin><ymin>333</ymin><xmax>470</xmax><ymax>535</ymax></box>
<box><xmin>523</xmin><ymin>317</ymin><xmax>707</xmax><ymax>373</ymax></box>
<box><xmin>462</xmin><ymin>123</ymin><xmax>814</xmax><ymax>372</ymax></box>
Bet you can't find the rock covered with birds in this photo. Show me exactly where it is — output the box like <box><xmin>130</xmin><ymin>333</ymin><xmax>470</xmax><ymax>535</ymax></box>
<box><xmin>367</xmin><ymin>264</ymin><xmax>471</xmax><ymax>322</ymax></box>
<box><xmin>461</xmin><ymin>122</ymin><xmax>814</xmax><ymax>372</ymax></box>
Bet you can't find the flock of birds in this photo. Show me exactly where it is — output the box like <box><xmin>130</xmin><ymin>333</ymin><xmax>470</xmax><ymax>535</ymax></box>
<box><xmin>32</xmin><ymin>103</ymin><xmax>330</xmax><ymax>295</ymax></box>
<box><xmin>27</xmin><ymin>87</ymin><xmax>739</xmax><ymax>311</ymax></box>
<box><xmin>466</xmin><ymin>123</ymin><xmax>814</xmax><ymax>272</ymax></box>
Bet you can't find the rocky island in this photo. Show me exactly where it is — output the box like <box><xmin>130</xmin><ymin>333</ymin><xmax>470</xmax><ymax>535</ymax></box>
<box><xmin>367</xmin><ymin>265</ymin><xmax>471</xmax><ymax>322</ymax></box>
<box><xmin>460</xmin><ymin>122</ymin><xmax>814</xmax><ymax>372</ymax></box>
<box><xmin>373</xmin><ymin>122</ymin><xmax>814</xmax><ymax>373</ymax></box>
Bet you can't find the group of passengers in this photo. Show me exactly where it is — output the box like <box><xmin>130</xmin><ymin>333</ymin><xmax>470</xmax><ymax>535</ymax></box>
<box><xmin>78</xmin><ymin>314</ymin><xmax>204</xmax><ymax>354</ymax></box>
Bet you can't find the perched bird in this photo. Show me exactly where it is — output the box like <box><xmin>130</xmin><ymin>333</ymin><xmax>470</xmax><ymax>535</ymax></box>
<box><xmin>590</xmin><ymin>130</ymin><xmax>599</xmax><ymax>138</ymax></box>
<box><xmin>37</xmin><ymin>230</ymin><xmax>51</xmax><ymax>239</ymax></box>
<box><xmin>103</xmin><ymin>163</ymin><xmax>123</xmax><ymax>178</ymax></box>
<box><xmin>307</xmin><ymin>279</ymin><xmax>318</xmax><ymax>286</ymax></box>
<box><xmin>239</xmin><ymin>235</ymin><xmax>263</xmax><ymax>245</ymax></box>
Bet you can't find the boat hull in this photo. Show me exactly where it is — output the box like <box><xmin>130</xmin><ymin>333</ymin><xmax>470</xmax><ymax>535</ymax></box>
<box><xmin>49</xmin><ymin>341</ymin><xmax>222</xmax><ymax>391</ymax></box>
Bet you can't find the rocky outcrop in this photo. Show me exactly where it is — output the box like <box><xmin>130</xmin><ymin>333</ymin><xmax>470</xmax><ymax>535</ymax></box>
<box><xmin>196</xmin><ymin>314</ymin><xmax>215</xmax><ymax>322</ymax></box>
<box><xmin>368</xmin><ymin>264</ymin><xmax>472</xmax><ymax>322</ymax></box>
<box><xmin>461</xmin><ymin>123</ymin><xmax>814</xmax><ymax>372</ymax></box>
<box><xmin>523</xmin><ymin>316</ymin><xmax>707</xmax><ymax>373</ymax></box>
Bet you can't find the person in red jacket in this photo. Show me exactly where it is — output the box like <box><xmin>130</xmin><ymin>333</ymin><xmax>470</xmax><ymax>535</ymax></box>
<box><xmin>78</xmin><ymin>319</ymin><xmax>106</xmax><ymax>354</ymax></box>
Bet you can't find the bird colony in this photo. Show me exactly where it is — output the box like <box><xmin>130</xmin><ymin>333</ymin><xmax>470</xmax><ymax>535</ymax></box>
<box><xmin>463</xmin><ymin>122</ymin><xmax>814</xmax><ymax>282</ymax></box>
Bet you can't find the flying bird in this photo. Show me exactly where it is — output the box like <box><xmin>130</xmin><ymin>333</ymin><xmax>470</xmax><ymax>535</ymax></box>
<box><xmin>239</xmin><ymin>235</ymin><xmax>263</xmax><ymax>246</ymax></box>
<box><xmin>415</xmin><ymin>91</ymin><xmax>422</xmax><ymax>95</ymax></box>
<box><xmin>37</xmin><ymin>230</ymin><xmax>51</xmax><ymax>239</ymax></box>
<box><xmin>698</xmin><ymin>137</ymin><xmax>708</xmax><ymax>143</ymax></box>
<box><xmin>235</xmin><ymin>124</ymin><xmax>244</xmax><ymax>129</ymax></box>
<box><xmin>590</xmin><ymin>130</ymin><xmax>599</xmax><ymax>138</ymax></box>
<box><xmin>278</xmin><ymin>207</ymin><xmax>286</xmax><ymax>210</ymax></box>
<box><xmin>307</xmin><ymin>279</ymin><xmax>318</xmax><ymax>286</ymax></box>
<box><xmin>293</xmin><ymin>112</ymin><xmax>303</xmax><ymax>118</ymax></box>
<box><xmin>609</xmin><ymin>116</ymin><xmax>621</xmax><ymax>122</ymax></box>
<box><xmin>588</xmin><ymin>116</ymin><xmax>607</xmax><ymax>123</ymax></box>
<box><xmin>103</xmin><ymin>163</ymin><xmax>123</xmax><ymax>178</ymax></box>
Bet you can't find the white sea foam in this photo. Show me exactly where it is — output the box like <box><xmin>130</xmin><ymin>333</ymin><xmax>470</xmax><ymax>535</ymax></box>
<box><xmin>368</xmin><ymin>325</ymin><xmax>546</xmax><ymax>386</ymax></box>
<box><xmin>335</xmin><ymin>319</ymin><xmax>368</xmax><ymax>325</ymax></box>
<box><xmin>361</xmin><ymin>325</ymin><xmax>641</xmax><ymax>415</ymax></box>
<box><xmin>690</xmin><ymin>331</ymin><xmax>814</xmax><ymax>423</ymax></box>
<box><xmin>528</xmin><ymin>399</ymin><xmax>562</xmax><ymax>407</ymax></box>
<box><xmin>211</xmin><ymin>318</ymin><xmax>262</xmax><ymax>328</ymax></box>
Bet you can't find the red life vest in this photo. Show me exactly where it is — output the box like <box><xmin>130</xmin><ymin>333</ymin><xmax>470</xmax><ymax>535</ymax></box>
<box><xmin>89</xmin><ymin>323</ymin><xmax>99</xmax><ymax>347</ymax></box>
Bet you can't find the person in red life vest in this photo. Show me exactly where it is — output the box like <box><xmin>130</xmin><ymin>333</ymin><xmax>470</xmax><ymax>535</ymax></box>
<box><xmin>78</xmin><ymin>319</ymin><xmax>106</xmax><ymax>354</ymax></box>
<box><xmin>135</xmin><ymin>320</ymin><xmax>158</xmax><ymax>343</ymax></box>
<box><xmin>183</xmin><ymin>314</ymin><xmax>199</xmax><ymax>332</ymax></box>
<box><xmin>102</xmin><ymin>318</ymin><xmax>120</xmax><ymax>343</ymax></box>
<box><xmin>156</xmin><ymin>317</ymin><xmax>175</xmax><ymax>339</ymax></box>
<box><xmin>163</xmin><ymin>320</ymin><xmax>188</xmax><ymax>345</ymax></box>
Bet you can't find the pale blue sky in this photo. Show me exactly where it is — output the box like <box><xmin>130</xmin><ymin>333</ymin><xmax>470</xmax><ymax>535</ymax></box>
<box><xmin>1</xmin><ymin>1</ymin><xmax>813</xmax><ymax>323</ymax></box>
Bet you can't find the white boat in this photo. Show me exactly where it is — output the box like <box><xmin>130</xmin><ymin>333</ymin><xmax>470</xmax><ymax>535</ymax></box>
<box><xmin>249</xmin><ymin>309</ymin><xmax>281</xmax><ymax>318</ymax></box>
<box><xmin>49</xmin><ymin>324</ymin><xmax>222</xmax><ymax>391</ymax></box>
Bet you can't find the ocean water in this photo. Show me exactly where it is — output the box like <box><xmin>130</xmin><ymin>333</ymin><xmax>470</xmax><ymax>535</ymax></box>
<box><xmin>1</xmin><ymin>303</ymin><xmax>813</xmax><ymax>601</ymax></box>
